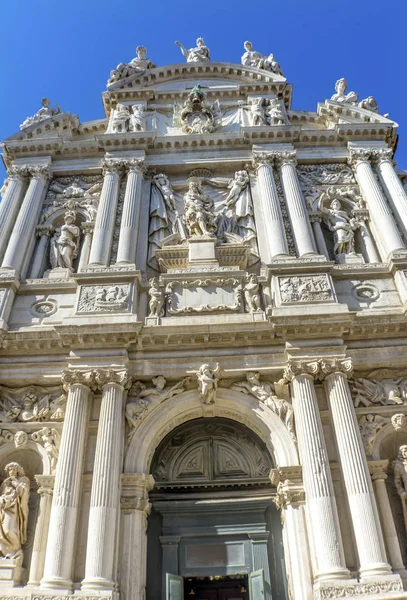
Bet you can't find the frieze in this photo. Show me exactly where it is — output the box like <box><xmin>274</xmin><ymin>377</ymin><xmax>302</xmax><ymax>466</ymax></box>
<box><xmin>77</xmin><ymin>284</ymin><xmax>130</xmax><ymax>313</ymax></box>
<box><xmin>351</xmin><ymin>374</ymin><xmax>407</xmax><ymax>407</ymax></box>
<box><xmin>278</xmin><ymin>274</ymin><xmax>334</xmax><ymax>304</ymax></box>
<box><xmin>0</xmin><ymin>386</ymin><xmax>66</xmax><ymax>423</ymax></box>
<box><xmin>314</xmin><ymin>580</ymin><xmax>402</xmax><ymax>599</ymax></box>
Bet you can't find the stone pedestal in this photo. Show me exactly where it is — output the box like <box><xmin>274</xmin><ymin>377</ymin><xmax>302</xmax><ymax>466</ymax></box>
<box><xmin>0</xmin><ymin>559</ymin><xmax>25</xmax><ymax>588</ymax></box>
<box><xmin>188</xmin><ymin>236</ymin><xmax>219</xmax><ymax>267</ymax></box>
<box><xmin>335</xmin><ymin>252</ymin><xmax>364</xmax><ymax>264</ymax></box>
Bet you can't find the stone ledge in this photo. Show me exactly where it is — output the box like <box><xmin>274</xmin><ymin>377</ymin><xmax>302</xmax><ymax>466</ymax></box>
<box><xmin>314</xmin><ymin>576</ymin><xmax>404</xmax><ymax>599</ymax></box>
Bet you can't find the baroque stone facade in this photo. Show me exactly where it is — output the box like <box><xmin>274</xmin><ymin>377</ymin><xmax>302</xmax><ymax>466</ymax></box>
<box><xmin>0</xmin><ymin>39</ymin><xmax>407</xmax><ymax>600</ymax></box>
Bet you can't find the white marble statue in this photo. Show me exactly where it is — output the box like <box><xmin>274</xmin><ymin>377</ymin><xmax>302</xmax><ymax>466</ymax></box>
<box><xmin>20</xmin><ymin>98</ymin><xmax>61</xmax><ymax>130</ymax></box>
<box><xmin>244</xmin><ymin>274</ymin><xmax>261</xmax><ymax>313</ymax></box>
<box><xmin>33</xmin><ymin>427</ymin><xmax>60</xmax><ymax>473</ymax></box>
<box><xmin>231</xmin><ymin>372</ymin><xmax>295</xmax><ymax>439</ymax></box>
<box><xmin>358</xmin><ymin>96</ymin><xmax>379</xmax><ymax>113</ymax></box>
<box><xmin>184</xmin><ymin>180</ymin><xmax>216</xmax><ymax>237</ymax></box>
<box><xmin>196</xmin><ymin>364</ymin><xmax>220</xmax><ymax>405</ymax></box>
<box><xmin>130</xmin><ymin>105</ymin><xmax>146</xmax><ymax>132</ymax></box>
<box><xmin>175</xmin><ymin>38</ymin><xmax>210</xmax><ymax>62</ymax></box>
<box><xmin>330</xmin><ymin>78</ymin><xmax>358</xmax><ymax>105</ymax></box>
<box><xmin>319</xmin><ymin>195</ymin><xmax>358</xmax><ymax>255</ymax></box>
<box><xmin>241</xmin><ymin>41</ymin><xmax>283</xmax><ymax>75</ymax></box>
<box><xmin>148</xmin><ymin>278</ymin><xmax>165</xmax><ymax>317</ymax></box>
<box><xmin>267</xmin><ymin>99</ymin><xmax>286</xmax><ymax>125</ymax></box>
<box><xmin>249</xmin><ymin>98</ymin><xmax>267</xmax><ymax>126</ymax></box>
<box><xmin>50</xmin><ymin>210</ymin><xmax>81</xmax><ymax>270</ymax></box>
<box><xmin>0</xmin><ymin>463</ymin><xmax>30</xmax><ymax>565</ymax></box>
<box><xmin>394</xmin><ymin>445</ymin><xmax>407</xmax><ymax>532</ymax></box>
<box><xmin>126</xmin><ymin>376</ymin><xmax>189</xmax><ymax>428</ymax></box>
<box><xmin>111</xmin><ymin>104</ymin><xmax>131</xmax><ymax>133</ymax></box>
<box><xmin>108</xmin><ymin>45</ymin><xmax>155</xmax><ymax>85</ymax></box>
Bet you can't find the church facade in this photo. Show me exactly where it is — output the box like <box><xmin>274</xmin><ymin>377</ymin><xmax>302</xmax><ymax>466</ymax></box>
<box><xmin>0</xmin><ymin>38</ymin><xmax>407</xmax><ymax>600</ymax></box>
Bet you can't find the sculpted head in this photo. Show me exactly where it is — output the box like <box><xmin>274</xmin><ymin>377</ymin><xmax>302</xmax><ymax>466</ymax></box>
<box><xmin>5</xmin><ymin>462</ymin><xmax>25</xmax><ymax>478</ymax></box>
<box><xmin>330</xmin><ymin>199</ymin><xmax>342</xmax><ymax>211</ymax></box>
<box><xmin>136</xmin><ymin>45</ymin><xmax>147</xmax><ymax>58</ymax></box>
<box><xmin>196</xmin><ymin>37</ymin><xmax>205</xmax><ymax>48</ymax></box>
<box><xmin>246</xmin><ymin>371</ymin><xmax>260</xmax><ymax>384</ymax></box>
<box><xmin>22</xmin><ymin>393</ymin><xmax>36</xmax><ymax>407</ymax></box>
<box><xmin>244</xmin><ymin>41</ymin><xmax>253</xmax><ymax>52</ymax></box>
<box><xmin>399</xmin><ymin>445</ymin><xmax>407</xmax><ymax>460</ymax></box>
<box><xmin>14</xmin><ymin>431</ymin><xmax>28</xmax><ymax>449</ymax></box>
<box><xmin>335</xmin><ymin>78</ymin><xmax>347</xmax><ymax>94</ymax></box>
<box><xmin>152</xmin><ymin>375</ymin><xmax>166</xmax><ymax>390</ymax></box>
<box><xmin>41</xmin><ymin>97</ymin><xmax>51</xmax><ymax>108</ymax></box>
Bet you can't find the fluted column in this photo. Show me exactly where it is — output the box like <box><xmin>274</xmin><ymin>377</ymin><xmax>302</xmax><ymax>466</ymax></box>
<box><xmin>275</xmin><ymin>151</ymin><xmax>318</xmax><ymax>257</ymax></box>
<box><xmin>348</xmin><ymin>149</ymin><xmax>405</xmax><ymax>259</ymax></box>
<box><xmin>28</xmin><ymin>475</ymin><xmax>54</xmax><ymax>586</ymax></box>
<box><xmin>270</xmin><ymin>467</ymin><xmax>312</xmax><ymax>600</ymax></box>
<box><xmin>322</xmin><ymin>359</ymin><xmax>393</xmax><ymax>579</ymax></box>
<box><xmin>252</xmin><ymin>153</ymin><xmax>289</xmax><ymax>261</ymax></box>
<box><xmin>82</xmin><ymin>369</ymin><xmax>130</xmax><ymax>591</ymax></box>
<box><xmin>373</xmin><ymin>148</ymin><xmax>407</xmax><ymax>242</ymax></box>
<box><xmin>0</xmin><ymin>166</ymin><xmax>28</xmax><ymax>263</ymax></box>
<box><xmin>119</xmin><ymin>474</ymin><xmax>155</xmax><ymax>600</ymax></box>
<box><xmin>356</xmin><ymin>215</ymin><xmax>381</xmax><ymax>263</ymax></box>
<box><xmin>78</xmin><ymin>222</ymin><xmax>94</xmax><ymax>272</ymax></box>
<box><xmin>88</xmin><ymin>159</ymin><xmax>122</xmax><ymax>266</ymax></box>
<box><xmin>2</xmin><ymin>165</ymin><xmax>51</xmax><ymax>274</ymax></box>
<box><xmin>369</xmin><ymin>460</ymin><xmax>407</xmax><ymax>576</ymax></box>
<box><xmin>41</xmin><ymin>371</ymin><xmax>92</xmax><ymax>590</ymax></box>
<box><xmin>284</xmin><ymin>361</ymin><xmax>350</xmax><ymax>582</ymax></box>
<box><xmin>29</xmin><ymin>225</ymin><xmax>53</xmax><ymax>278</ymax></box>
<box><xmin>116</xmin><ymin>159</ymin><xmax>145</xmax><ymax>265</ymax></box>
<box><xmin>310</xmin><ymin>213</ymin><xmax>330</xmax><ymax>259</ymax></box>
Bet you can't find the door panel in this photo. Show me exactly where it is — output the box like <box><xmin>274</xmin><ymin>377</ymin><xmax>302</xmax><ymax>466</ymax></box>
<box><xmin>166</xmin><ymin>573</ymin><xmax>184</xmax><ymax>600</ymax></box>
<box><xmin>249</xmin><ymin>570</ymin><xmax>265</xmax><ymax>599</ymax></box>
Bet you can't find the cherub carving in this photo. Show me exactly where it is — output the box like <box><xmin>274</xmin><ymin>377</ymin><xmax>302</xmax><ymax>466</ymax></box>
<box><xmin>148</xmin><ymin>278</ymin><xmax>165</xmax><ymax>317</ymax></box>
<box><xmin>244</xmin><ymin>274</ymin><xmax>261</xmax><ymax>313</ymax></box>
<box><xmin>196</xmin><ymin>364</ymin><xmax>220</xmax><ymax>404</ymax></box>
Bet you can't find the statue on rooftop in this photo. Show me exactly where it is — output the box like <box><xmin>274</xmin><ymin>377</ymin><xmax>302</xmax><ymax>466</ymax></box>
<box><xmin>108</xmin><ymin>45</ymin><xmax>155</xmax><ymax>86</ymax></box>
<box><xmin>330</xmin><ymin>78</ymin><xmax>358</xmax><ymax>105</ymax></box>
<box><xmin>175</xmin><ymin>38</ymin><xmax>211</xmax><ymax>62</ymax></box>
<box><xmin>20</xmin><ymin>98</ymin><xmax>61</xmax><ymax>130</ymax></box>
<box><xmin>241</xmin><ymin>41</ymin><xmax>283</xmax><ymax>75</ymax></box>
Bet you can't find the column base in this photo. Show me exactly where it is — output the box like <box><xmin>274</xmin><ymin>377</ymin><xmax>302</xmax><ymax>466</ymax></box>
<box><xmin>81</xmin><ymin>576</ymin><xmax>116</xmax><ymax>591</ymax></box>
<box><xmin>40</xmin><ymin>575</ymin><xmax>73</xmax><ymax>591</ymax></box>
<box><xmin>315</xmin><ymin>567</ymin><xmax>353</xmax><ymax>582</ymax></box>
<box><xmin>313</xmin><ymin>575</ymin><xmax>403</xmax><ymax>599</ymax></box>
<box><xmin>360</xmin><ymin>564</ymin><xmax>395</xmax><ymax>579</ymax></box>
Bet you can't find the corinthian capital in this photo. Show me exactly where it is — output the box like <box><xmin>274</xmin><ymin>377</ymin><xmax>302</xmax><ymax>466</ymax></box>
<box><xmin>7</xmin><ymin>165</ymin><xmax>29</xmax><ymax>180</ymax></box>
<box><xmin>101</xmin><ymin>158</ymin><xmax>125</xmax><ymax>175</ymax></box>
<box><xmin>252</xmin><ymin>152</ymin><xmax>275</xmax><ymax>171</ymax></box>
<box><xmin>94</xmin><ymin>368</ymin><xmax>131</xmax><ymax>390</ymax></box>
<box><xmin>320</xmin><ymin>358</ymin><xmax>353</xmax><ymax>379</ymax></box>
<box><xmin>28</xmin><ymin>164</ymin><xmax>52</xmax><ymax>182</ymax></box>
<box><xmin>347</xmin><ymin>149</ymin><xmax>372</xmax><ymax>169</ymax></box>
<box><xmin>274</xmin><ymin>150</ymin><xmax>297</xmax><ymax>167</ymax></box>
<box><xmin>371</xmin><ymin>148</ymin><xmax>394</xmax><ymax>166</ymax></box>
<box><xmin>123</xmin><ymin>158</ymin><xmax>147</xmax><ymax>175</ymax></box>
<box><xmin>270</xmin><ymin>466</ymin><xmax>304</xmax><ymax>510</ymax></box>
<box><xmin>61</xmin><ymin>369</ymin><xmax>94</xmax><ymax>391</ymax></box>
<box><xmin>281</xmin><ymin>360</ymin><xmax>320</xmax><ymax>383</ymax></box>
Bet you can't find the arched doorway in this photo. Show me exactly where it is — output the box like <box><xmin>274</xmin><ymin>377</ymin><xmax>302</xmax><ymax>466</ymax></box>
<box><xmin>146</xmin><ymin>417</ymin><xmax>288</xmax><ymax>600</ymax></box>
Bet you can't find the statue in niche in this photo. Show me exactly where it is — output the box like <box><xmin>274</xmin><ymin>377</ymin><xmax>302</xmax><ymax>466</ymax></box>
<box><xmin>32</xmin><ymin>427</ymin><xmax>60</xmax><ymax>473</ymax></box>
<box><xmin>267</xmin><ymin>99</ymin><xmax>286</xmax><ymax>125</ymax></box>
<box><xmin>394</xmin><ymin>445</ymin><xmax>407</xmax><ymax>531</ymax></box>
<box><xmin>196</xmin><ymin>364</ymin><xmax>220</xmax><ymax>405</ymax></box>
<box><xmin>330</xmin><ymin>78</ymin><xmax>358</xmax><ymax>105</ymax></box>
<box><xmin>231</xmin><ymin>372</ymin><xmax>295</xmax><ymax>439</ymax></box>
<box><xmin>20</xmin><ymin>97</ymin><xmax>61</xmax><ymax>130</ymax></box>
<box><xmin>244</xmin><ymin>274</ymin><xmax>262</xmax><ymax>313</ymax></box>
<box><xmin>209</xmin><ymin>170</ymin><xmax>258</xmax><ymax>254</ymax></box>
<box><xmin>148</xmin><ymin>278</ymin><xmax>165</xmax><ymax>317</ymax></box>
<box><xmin>50</xmin><ymin>210</ymin><xmax>81</xmax><ymax>270</ymax></box>
<box><xmin>175</xmin><ymin>38</ymin><xmax>210</xmax><ymax>62</ymax></box>
<box><xmin>111</xmin><ymin>103</ymin><xmax>130</xmax><ymax>133</ymax></box>
<box><xmin>148</xmin><ymin>174</ymin><xmax>187</xmax><ymax>266</ymax></box>
<box><xmin>318</xmin><ymin>191</ymin><xmax>359</xmax><ymax>256</ymax></box>
<box><xmin>126</xmin><ymin>376</ymin><xmax>190</xmax><ymax>428</ymax></box>
<box><xmin>249</xmin><ymin>98</ymin><xmax>267</xmax><ymax>126</ymax></box>
<box><xmin>108</xmin><ymin>45</ymin><xmax>156</xmax><ymax>86</ymax></box>
<box><xmin>0</xmin><ymin>463</ymin><xmax>30</xmax><ymax>565</ymax></box>
<box><xmin>130</xmin><ymin>104</ymin><xmax>146</xmax><ymax>132</ymax></box>
<box><xmin>184</xmin><ymin>180</ymin><xmax>216</xmax><ymax>237</ymax></box>
<box><xmin>241</xmin><ymin>41</ymin><xmax>284</xmax><ymax>75</ymax></box>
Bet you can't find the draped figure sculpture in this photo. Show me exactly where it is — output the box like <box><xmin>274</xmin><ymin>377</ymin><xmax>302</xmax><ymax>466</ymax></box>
<box><xmin>50</xmin><ymin>210</ymin><xmax>81</xmax><ymax>270</ymax></box>
<box><xmin>318</xmin><ymin>191</ymin><xmax>358</xmax><ymax>256</ymax></box>
<box><xmin>175</xmin><ymin>38</ymin><xmax>210</xmax><ymax>62</ymax></box>
<box><xmin>0</xmin><ymin>463</ymin><xmax>30</xmax><ymax>565</ymax></box>
<box><xmin>330</xmin><ymin>78</ymin><xmax>358</xmax><ymax>105</ymax></box>
<box><xmin>394</xmin><ymin>445</ymin><xmax>407</xmax><ymax>532</ymax></box>
<box><xmin>184</xmin><ymin>180</ymin><xmax>216</xmax><ymax>237</ymax></box>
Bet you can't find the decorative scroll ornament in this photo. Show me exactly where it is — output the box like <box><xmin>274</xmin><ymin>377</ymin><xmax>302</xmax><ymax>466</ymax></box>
<box><xmin>231</xmin><ymin>372</ymin><xmax>295</xmax><ymax>440</ymax></box>
<box><xmin>20</xmin><ymin>97</ymin><xmax>61</xmax><ymax>130</ymax></box>
<box><xmin>196</xmin><ymin>363</ymin><xmax>220</xmax><ymax>405</ymax></box>
<box><xmin>174</xmin><ymin>85</ymin><xmax>220</xmax><ymax>134</ymax></box>
<box><xmin>94</xmin><ymin>369</ymin><xmax>131</xmax><ymax>390</ymax></box>
<box><xmin>314</xmin><ymin>580</ymin><xmax>402</xmax><ymax>599</ymax></box>
<box><xmin>281</xmin><ymin>360</ymin><xmax>320</xmax><ymax>383</ymax></box>
<box><xmin>61</xmin><ymin>369</ymin><xmax>94</xmax><ymax>392</ymax></box>
<box><xmin>320</xmin><ymin>358</ymin><xmax>353</xmax><ymax>379</ymax></box>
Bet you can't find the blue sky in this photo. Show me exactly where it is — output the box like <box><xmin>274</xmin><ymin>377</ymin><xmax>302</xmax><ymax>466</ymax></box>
<box><xmin>0</xmin><ymin>0</ymin><xmax>404</xmax><ymax>182</ymax></box>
